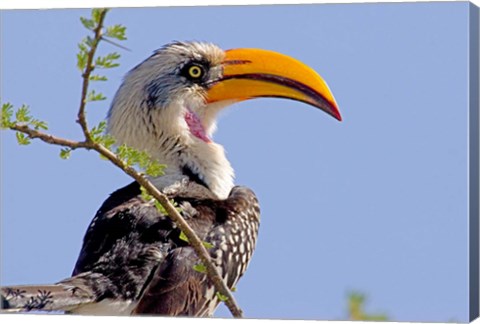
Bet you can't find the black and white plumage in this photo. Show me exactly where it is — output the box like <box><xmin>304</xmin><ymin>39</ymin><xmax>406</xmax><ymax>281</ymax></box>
<box><xmin>1</xmin><ymin>41</ymin><xmax>340</xmax><ymax>316</ymax></box>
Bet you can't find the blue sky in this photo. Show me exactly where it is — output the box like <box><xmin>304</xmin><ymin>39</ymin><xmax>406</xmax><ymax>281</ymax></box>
<box><xmin>1</xmin><ymin>2</ymin><xmax>472</xmax><ymax>321</ymax></box>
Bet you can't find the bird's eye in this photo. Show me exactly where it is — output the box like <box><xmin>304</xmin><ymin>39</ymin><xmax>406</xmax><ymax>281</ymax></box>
<box><xmin>187</xmin><ymin>65</ymin><xmax>204</xmax><ymax>79</ymax></box>
<box><xmin>181</xmin><ymin>63</ymin><xmax>207</xmax><ymax>83</ymax></box>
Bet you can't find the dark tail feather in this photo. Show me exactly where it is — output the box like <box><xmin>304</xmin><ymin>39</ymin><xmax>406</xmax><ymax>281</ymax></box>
<box><xmin>1</xmin><ymin>283</ymin><xmax>94</xmax><ymax>313</ymax></box>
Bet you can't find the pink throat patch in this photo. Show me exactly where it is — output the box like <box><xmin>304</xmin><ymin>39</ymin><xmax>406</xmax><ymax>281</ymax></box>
<box><xmin>184</xmin><ymin>109</ymin><xmax>211</xmax><ymax>143</ymax></box>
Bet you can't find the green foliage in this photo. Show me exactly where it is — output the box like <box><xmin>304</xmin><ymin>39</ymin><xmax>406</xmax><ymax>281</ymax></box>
<box><xmin>202</xmin><ymin>241</ymin><xmax>214</xmax><ymax>249</ymax></box>
<box><xmin>90</xmin><ymin>121</ymin><xmax>116</xmax><ymax>151</ymax></box>
<box><xmin>95</xmin><ymin>53</ymin><xmax>120</xmax><ymax>69</ymax></box>
<box><xmin>77</xmin><ymin>7</ymin><xmax>125</xmax><ymax>100</ymax></box>
<box><xmin>77</xmin><ymin>40</ymin><xmax>89</xmax><ymax>71</ymax></box>
<box><xmin>179</xmin><ymin>231</ymin><xmax>189</xmax><ymax>243</ymax></box>
<box><xmin>13</xmin><ymin>105</ymin><xmax>48</xmax><ymax>130</ymax></box>
<box><xmin>15</xmin><ymin>105</ymin><xmax>31</xmax><ymax>123</ymax></box>
<box><xmin>116</xmin><ymin>144</ymin><xmax>165</xmax><ymax>177</ymax></box>
<box><xmin>92</xmin><ymin>8</ymin><xmax>107</xmax><ymax>24</ymax></box>
<box><xmin>78</xmin><ymin>10</ymin><xmax>164</xmax><ymax>185</ymax></box>
<box><xmin>60</xmin><ymin>148</ymin><xmax>72</xmax><ymax>160</ymax></box>
<box><xmin>89</xmin><ymin>75</ymin><xmax>108</xmax><ymax>82</ymax></box>
<box><xmin>153</xmin><ymin>199</ymin><xmax>168</xmax><ymax>215</ymax></box>
<box><xmin>1</xmin><ymin>103</ymin><xmax>14</xmax><ymax>129</ymax></box>
<box><xmin>347</xmin><ymin>292</ymin><xmax>388</xmax><ymax>321</ymax></box>
<box><xmin>139</xmin><ymin>186</ymin><xmax>180</xmax><ymax>217</ymax></box>
<box><xmin>193</xmin><ymin>263</ymin><xmax>207</xmax><ymax>274</ymax></box>
<box><xmin>86</xmin><ymin>90</ymin><xmax>107</xmax><ymax>102</ymax></box>
<box><xmin>216</xmin><ymin>292</ymin><xmax>229</xmax><ymax>302</ymax></box>
<box><xmin>100</xmin><ymin>135</ymin><xmax>116</xmax><ymax>150</ymax></box>
<box><xmin>80</xmin><ymin>16</ymin><xmax>96</xmax><ymax>30</ymax></box>
<box><xmin>80</xmin><ymin>9</ymin><xmax>108</xmax><ymax>31</ymax></box>
<box><xmin>179</xmin><ymin>231</ymin><xmax>214</xmax><ymax>249</ymax></box>
<box><xmin>105</xmin><ymin>24</ymin><xmax>127</xmax><ymax>41</ymax></box>
<box><xmin>140</xmin><ymin>186</ymin><xmax>167</xmax><ymax>215</ymax></box>
<box><xmin>15</xmin><ymin>132</ymin><xmax>31</xmax><ymax>145</ymax></box>
<box><xmin>90</xmin><ymin>121</ymin><xmax>164</xmax><ymax>177</ymax></box>
<box><xmin>90</xmin><ymin>121</ymin><xmax>107</xmax><ymax>140</ymax></box>
<box><xmin>2</xmin><ymin>103</ymin><xmax>48</xmax><ymax>145</ymax></box>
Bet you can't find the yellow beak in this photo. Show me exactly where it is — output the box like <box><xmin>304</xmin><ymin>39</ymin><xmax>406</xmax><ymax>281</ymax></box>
<box><xmin>207</xmin><ymin>48</ymin><xmax>341</xmax><ymax>121</ymax></box>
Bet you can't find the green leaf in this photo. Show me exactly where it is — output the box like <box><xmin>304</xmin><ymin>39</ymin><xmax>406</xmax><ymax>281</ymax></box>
<box><xmin>90</xmin><ymin>121</ymin><xmax>107</xmax><ymax>137</ymax></box>
<box><xmin>78</xmin><ymin>41</ymin><xmax>89</xmax><ymax>53</ymax></box>
<box><xmin>99</xmin><ymin>153</ymin><xmax>109</xmax><ymax>160</ymax></box>
<box><xmin>145</xmin><ymin>161</ymin><xmax>165</xmax><ymax>177</ymax></box>
<box><xmin>86</xmin><ymin>90</ymin><xmax>106</xmax><ymax>102</ymax></box>
<box><xmin>90</xmin><ymin>123</ymin><xmax>117</xmax><ymax>150</ymax></box>
<box><xmin>99</xmin><ymin>134</ymin><xmax>116</xmax><ymax>150</ymax></box>
<box><xmin>89</xmin><ymin>74</ymin><xmax>108</xmax><ymax>81</ymax></box>
<box><xmin>60</xmin><ymin>148</ymin><xmax>72</xmax><ymax>160</ymax></box>
<box><xmin>193</xmin><ymin>263</ymin><xmax>207</xmax><ymax>274</ymax></box>
<box><xmin>115</xmin><ymin>144</ymin><xmax>129</xmax><ymax>161</ymax></box>
<box><xmin>140</xmin><ymin>188</ymin><xmax>171</xmax><ymax>216</ymax></box>
<box><xmin>2</xmin><ymin>103</ymin><xmax>48</xmax><ymax>131</ymax></box>
<box><xmin>15</xmin><ymin>105</ymin><xmax>32</xmax><ymax>123</ymax></box>
<box><xmin>80</xmin><ymin>17</ymin><xmax>95</xmax><ymax>30</ymax></box>
<box><xmin>116</xmin><ymin>144</ymin><xmax>137</xmax><ymax>166</ymax></box>
<box><xmin>92</xmin><ymin>8</ymin><xmax>107</xmax><ymax>23</ymax></box>
<box><xmin>92</xmin><ymin>9</ymin><xmax>101</xmax><ymax>23</ymax></box>
<box><xmin>216</xmin><ymin>292</ymin><xmax>229</xmax><ymax>302</ymax></box>
<box><xmin>179</xmin><ymin>231</ymin><xmax>189</xmax><ymax>243</ymax></box>
<box><xmin>230</xmin><ymin>287</ymin><xmax>237</xmax><ymax>292</ymax></box>
<box><xmin>105</xmin><ymin>24</ymin><xmax>127</xmax><ymax>41</ymax></box>
<box><xmin>347</xmin><ymin>291</ymin><xmax>388</xmax><ymax>321</ymax></box>
<box><xmin>174</xmin><ymin>201</ymin><xmax>183</xmax><ymax>214</ymax></box>
<box><xmin>15</xmin><ymin>132</ymin><xmax>31</xmax><ymax>145</ymax></box>
<box><xmin>1</xmin><ymin>103</ymin><xmax>14</xmax><ymax>129</ymax></box>
<box><xmin>153</xmin><ymin>200</ymin><xmax>168</xmax><ymax>215</ymax></box>
<box><xmin>77</xmin><ymin>52</ymin><xmax>87</xmax><ymax>71</ymax></box>
<box><xmin>179</xmin><ymin>232</ymin><xmax>212</xmax><ymax>248</ymax></box>
<box><xmin>95</xmin><ymin>52</ymin><xmax>121</xmax><ymax>69</ymax></box>
<box><xmin>140</xmin><ymin>186</ymin><xmax>154</xmax><ymax>202</ymax></box>
<box><xmin>31</xmin><ymin>119</ymin><xmax>48</xmax><ymax>131</ymax></box>
<box><xmin>85</xmin><ymin>36</ymin><xmax>94</xmax><ymax>48</ymax></box>
<box><xmin>114</xmin><ymin>144</ymin><xmax>165</xmax><ymax>177</ymax></box>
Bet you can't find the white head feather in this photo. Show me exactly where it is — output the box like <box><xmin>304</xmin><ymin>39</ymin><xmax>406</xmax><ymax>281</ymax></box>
<box><xmin>107</xmin><ymin>42</ymin><xmax>234</xmax><ymax>199</ymax></box>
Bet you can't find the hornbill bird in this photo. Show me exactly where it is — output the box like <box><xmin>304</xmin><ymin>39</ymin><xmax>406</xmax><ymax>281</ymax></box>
<box><xmin>1</xmin><ymin>41</ymin><xmax>341</xmax><ymax>316</ymax></box>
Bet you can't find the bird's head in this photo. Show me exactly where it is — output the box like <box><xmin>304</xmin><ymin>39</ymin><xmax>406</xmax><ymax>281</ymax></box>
<box><xmin>108</xmin><ymin>41</ymin><xmax>341</xmax><ymax>199</ymax></box>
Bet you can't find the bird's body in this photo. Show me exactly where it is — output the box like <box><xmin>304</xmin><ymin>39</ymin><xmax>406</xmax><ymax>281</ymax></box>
<box><xmin>1</xmin><ymin>41</ymin><xmax>340</xmax><ymax>316</ymax></box>
<box><xmin>3</xmin><ymin>182</ymin><xmax>258</xmax><ymax>316</ymax></box>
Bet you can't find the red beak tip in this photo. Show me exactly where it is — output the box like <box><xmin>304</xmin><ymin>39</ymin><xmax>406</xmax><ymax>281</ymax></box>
<box><xmin>332</xmin><ymin>108</ymin><xmax>342</xmax><ymax>122</ymax></box>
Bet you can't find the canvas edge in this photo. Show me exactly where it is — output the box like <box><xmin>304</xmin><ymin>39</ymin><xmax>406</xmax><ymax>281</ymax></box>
<box><xmin>469</xmin><ymin>2</ymin><xmax>480</xmax><ymax>323</ymax></box>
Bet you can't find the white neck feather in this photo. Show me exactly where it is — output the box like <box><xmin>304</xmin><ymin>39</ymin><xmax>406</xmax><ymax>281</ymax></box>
<box><xmin>108</xmin><ymin>98</ymin><xmax>234</xmax><ymax>200</ymax></box>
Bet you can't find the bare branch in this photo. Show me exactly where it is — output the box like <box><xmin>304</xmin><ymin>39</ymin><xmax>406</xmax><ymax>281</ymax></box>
<box><xmin>10</xmin><ymin>124</ymin><xmax>90</xmax><ymax>150</ymax></box>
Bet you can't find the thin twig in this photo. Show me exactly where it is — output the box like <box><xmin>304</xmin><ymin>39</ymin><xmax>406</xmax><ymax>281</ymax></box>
<box><xmin>9</xmin><ymin>123</ymin><xmax>244</xmax><ymax>317</ymax></box>
<box><xmin>10</xmin><ymin>124</ymin><xmax>90</xmax><ymax>149</ymax></box>
<box><xmin>77</xmin><ymin>9</ymin><xmax>108</xmax><ymax>142</ymax></box>
<box><xmin>93</xmin><ymin>142</ymin><xmax>243</xmax><ymax>317</ymax></box>
<box><xmin>12</xmin><ymin>8</ymin><xmax>244</xmax><ymax>318</ymax></box>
